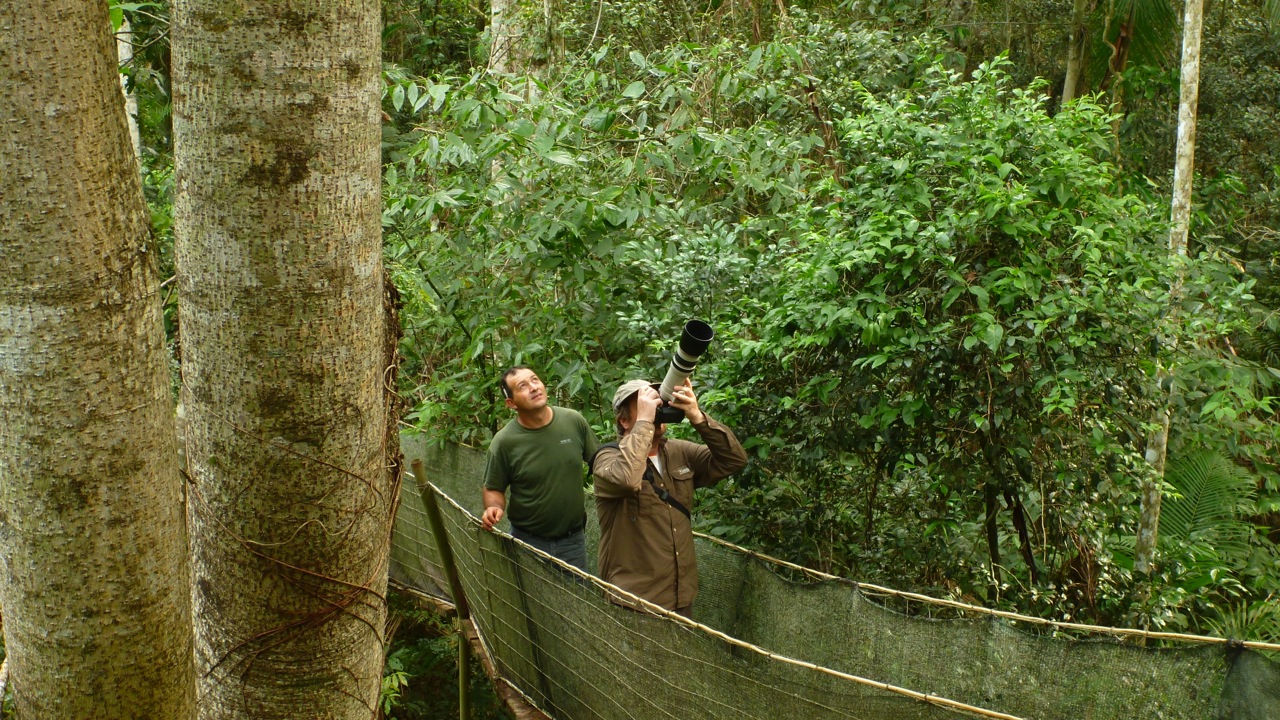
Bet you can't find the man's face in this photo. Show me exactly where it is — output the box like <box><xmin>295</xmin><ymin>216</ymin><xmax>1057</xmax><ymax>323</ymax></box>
<box><xmin>504</xmin><ymin>369</ymin><xmax>547</xmax><ymax>412</ymax></box>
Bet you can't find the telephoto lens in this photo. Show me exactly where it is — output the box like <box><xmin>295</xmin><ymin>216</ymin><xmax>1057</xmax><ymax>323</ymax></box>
<box><xmin>655</xmin><ymin>320</ymin><xmax>714</xmax><ymax>423</ymax></box>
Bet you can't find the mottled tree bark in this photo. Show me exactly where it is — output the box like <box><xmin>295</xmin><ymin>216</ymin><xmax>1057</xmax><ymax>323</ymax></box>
<box><xmin>0</xmin><ymin>1</ymin><xmax>194</xmax><ymax>718</ymax></box>
<box><xmin>1136</xmin><ymin>0</ymin><xmax>1205</xmax><ymax>575</ymax></box>
<box><xmin>1061</xmin><ymin>0</ymin><xmax>1093</xmax><ymax>105</ymax></box>
<box><xmin>171</xmin><ymin>1</ymin><xmax>395</xmax><ymax>717</ymax></box>
<box><xmin>489</xmin><ymin>0</ymin><xmax>546</xmax><ymax>75</ymax></box>
<box><xmin>1167</xmin><ymin>0</ymin><xmax>1204</xmax><ymax>261</ymax></box>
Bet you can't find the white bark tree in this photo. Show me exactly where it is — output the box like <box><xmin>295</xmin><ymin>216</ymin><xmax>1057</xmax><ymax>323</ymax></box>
<box><xmin>1061</xmin><ymin>0</ymin><xmax>1094</xmax><ymax>105</ymax></box>
<box><xmin>489</xmin><ymin>0</ymin><xmax>549</xmax><ymax>75</ymax></box>
<box><xmin>1135</xmin><ymin>0</ymin><xmax>1205</xmax><ymax>574</ymax></box>
<box><xmin>171</xmin><ymin>0</ymin><xmax>397</xmax><ymax>717</ymax></box>
<box><xmin>0</xmin><ymin>1</ymin><xmax>195</xmax><ymax>717</ymax></box>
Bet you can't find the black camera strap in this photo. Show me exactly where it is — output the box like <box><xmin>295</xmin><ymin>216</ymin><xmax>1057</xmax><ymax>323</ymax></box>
<box><xmin>592</xmin><ymin>442</ymin><xmax>691</xmax><ymax>520</ymax></box>
<box><xmin>643</xmin><ymin>464</ymin><xmax>691</xmax><ymax>520</ymax></box>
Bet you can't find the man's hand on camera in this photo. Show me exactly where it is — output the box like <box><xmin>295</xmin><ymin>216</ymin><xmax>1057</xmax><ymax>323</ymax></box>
<box><xmin>670</xmin><ymin>378</ymin><xmax>705</xmax><ymax>425</ymax></box>
<box><xmin>636</xmin><ymin>385</ymin><xmax>661</xmax><ymax>423</ymax></box>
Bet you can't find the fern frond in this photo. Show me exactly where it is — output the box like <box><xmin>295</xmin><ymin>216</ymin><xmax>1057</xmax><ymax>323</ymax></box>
<box><xmin>1159</xmin><ymin>450</ymin><xmax>1258</xmax><ymax>568</ymax></box>
<box><xmin>1206</xmin><ymin>596</ymin><xmax>1280</xmax><ymax>645</ymax></box>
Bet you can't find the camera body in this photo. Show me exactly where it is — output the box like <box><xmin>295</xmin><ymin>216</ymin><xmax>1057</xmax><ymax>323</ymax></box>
<box><xmin>654</xmin><ymin>385</ymin><xmax>686</xmax><ymax>424</ymax></box>
<box><xmin>654</xmin><ymin>320</ymin><xmax>714</xmax><ymax>424</ymax></box>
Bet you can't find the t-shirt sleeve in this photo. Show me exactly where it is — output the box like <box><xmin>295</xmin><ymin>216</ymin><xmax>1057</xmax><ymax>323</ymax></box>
<box><xmin>483</xmin><ymin>442</ymin><xmax>510</xmax><ymax>492</ymax></box>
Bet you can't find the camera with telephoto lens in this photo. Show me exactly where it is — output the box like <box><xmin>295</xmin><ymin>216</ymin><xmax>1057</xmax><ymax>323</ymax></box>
<box><xmin>654</xmin><ymin>320</ymin><xmax>715</xmax><ymax>424</ymax></box>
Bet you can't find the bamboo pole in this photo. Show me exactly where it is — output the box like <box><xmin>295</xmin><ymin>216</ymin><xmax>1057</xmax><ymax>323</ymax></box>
<box><xmin>389</xmin><ymin>580</ymin><xmax>549</xmax><ymax>720</ymax></box>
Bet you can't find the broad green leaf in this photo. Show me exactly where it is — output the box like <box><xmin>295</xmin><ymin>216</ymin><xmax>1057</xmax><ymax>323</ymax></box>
<box><xmin>545</xmin><ymin>150</ymin><xmax>576</xmax><ymax>165</ymax></box>
<box><xmin>981</xmin><ymin>323</ymin><xmax>1004</xmax><ymax>351</ymax></box>
<box><xmin>968</xmin><ymin>285</ymin><xmax>989</xmax><ymax>309</ymax></box>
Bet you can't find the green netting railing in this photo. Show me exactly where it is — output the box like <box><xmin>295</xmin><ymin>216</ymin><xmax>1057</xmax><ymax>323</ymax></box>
<box><xmin>391</xmin><ymin>435</ymin><xmax>1280</xmax><ymax>720</ymax></box>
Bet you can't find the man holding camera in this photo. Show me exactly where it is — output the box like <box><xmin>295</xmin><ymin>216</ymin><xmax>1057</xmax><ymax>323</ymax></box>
<box><xmin>482</xmin><ymin>367</ymin><xmax>600</xmax><ymax>573</ymax></box>
<box><xmin>591</xmin><ymin>378</ymin><xmax>747</xmax><ymax>617</ymax></box>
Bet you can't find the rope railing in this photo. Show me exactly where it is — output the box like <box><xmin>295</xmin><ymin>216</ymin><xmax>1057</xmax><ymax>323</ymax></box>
<box><xmin>417</xmin><ymin>469</ymin><xmax>1024</xmax><ymax>719</ymax></box>
<box><xmin>702</xmin><ymin>535</ymin><xmax>1280</xmax><ymax>653</ymax></box>
<box><xmin>392</xmin><ymin>442</ymin><xmax>1280</xmax><ymax>720</ymax></box>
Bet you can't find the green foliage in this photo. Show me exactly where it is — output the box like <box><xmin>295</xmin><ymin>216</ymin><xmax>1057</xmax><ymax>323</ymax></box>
<box><xmin>383</xmin><ymin>0</ymin><xmax>483</xmax><ymax>77</ymax></box>
<box><xmin>385</xmin><ymin>10</ymin><xmax>1278</xmax><ymax>631</ymax></box>
<box><xmin>1129</xmin><ymin>449</ymin><xmax>1273</xmax><ymax>633</ymax></box>
<box><xmin>1162</xmin><ymin>451</ymin><xmax>1255</xmax><ymax>547</ymax></box>
<box><xmin>108</xmin><ymin>2</ymin><xmax>162</xmax><ymax>33</ymax></box>
<box><xmin>1084</xmin><ymin>0</ymin><xmax>1179</xmax><ymax>86</ymax></box>
<box><xmin>710</xmin><ymin>55</ymin><xmax>1187</xmax><ymax>612</ymax></box>
<box><xmin>109</xmin><ymin>0</ymin><xmax>173</xmax><ymax>158</ymax></box>
<box><xmin>384</xmin><ymin>19</ymin><xmax>938</xmax><ymax>444</ymax></box>
<box><xmin>380</xmin><ymin>593</ymin><xmax>509</xmax><ymax>720</ymax></box>
<box><xmin>1207</xmin><ymin>595</ymin><xmax>1280</xmax><ymax>648</ymax></box>
<box><xmin>379</xmin><ymin>652</ymin><xmax>412</xmax><ymax>717</ymax></box>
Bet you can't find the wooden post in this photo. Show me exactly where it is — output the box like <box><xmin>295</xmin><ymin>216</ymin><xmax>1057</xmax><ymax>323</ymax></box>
<box><xmin>413</xmin><ymin>459</ymin><xmax>471</xmax><ymax>720</ymax></box>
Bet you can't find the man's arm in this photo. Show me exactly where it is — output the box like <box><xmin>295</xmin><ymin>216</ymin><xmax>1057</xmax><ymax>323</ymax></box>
<box><xmin>593</xmin><ymin>387</ymin><xmax>660</xmax><ymax>499</ymax></box>
<box><xmin>686</xmin><ymin>415</ymin><xmax>749</xmax><ymax>487</ymax></box>
<box><xmin>669</xmin><ymin>379</ymin><xmax>747</xmax><ymax>485</ymax></box>
<box><xmin>592</xmin><ymin>422</ymin><xmax>655</xmax><ymax>499</ymax></box>
<box><xmin>481</xmin><ymin>488</ymin><xmax>506</xmax><ymax>531</ymax></box>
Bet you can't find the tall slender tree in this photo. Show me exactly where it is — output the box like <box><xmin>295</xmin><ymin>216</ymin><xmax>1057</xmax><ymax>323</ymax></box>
<box><xmin>1135</xmin><ymin>0</ymin><xmax>1206</xmax><ymax>574</ymax></box>
<box><xmin>1062</xmin><ymin>0</ymin><xmax>1094</xmax><ymax>104</ymax></box>
<box><xmin>489</xmin><ymin>0</ymin><xmax>544</xmax><ymax>74</ymax></box>
<box><xmin>171</xmin><ymin>1</ymin><xmax>398</xmax><ymax>717</ymax></box>
<box><xmin>0</xmin><ymin>1</ymin><xmax>195</xmax><ymax>717</ymax></box>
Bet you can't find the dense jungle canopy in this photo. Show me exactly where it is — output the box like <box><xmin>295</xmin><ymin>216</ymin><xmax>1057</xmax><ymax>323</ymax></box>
<box><xmin>3</xmin><ymin>0</ymin><xmax>1280</xmax><ymax>717</ymax></box>
<box><xmin>372</xmin><ymin>0</ymin><xmax>1280</xmax><ymax>640</ymax></box>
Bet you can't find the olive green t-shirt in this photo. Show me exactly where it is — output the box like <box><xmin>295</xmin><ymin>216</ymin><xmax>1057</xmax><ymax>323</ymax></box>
<box><xmin>483</xmin><ymin>407</ymin><xmax>600</xmax><ymax>538</ymax></box>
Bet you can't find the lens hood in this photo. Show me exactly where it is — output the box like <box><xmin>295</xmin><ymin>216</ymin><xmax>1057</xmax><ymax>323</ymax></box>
<box><xmin>678</xmin><ymin>319</ymin><xmax>714</xmax><ymax>358</ymax></box>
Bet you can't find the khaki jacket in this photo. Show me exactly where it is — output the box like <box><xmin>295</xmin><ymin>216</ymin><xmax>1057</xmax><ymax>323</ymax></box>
<box><xmin>593</xmin><ymin>415</ymin><xmax>748</xmax><ymax>611</ymax></box>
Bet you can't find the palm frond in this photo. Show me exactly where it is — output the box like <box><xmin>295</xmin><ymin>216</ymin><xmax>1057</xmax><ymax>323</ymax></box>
<box><xmin>1244</xmin><ymin>327</ymin><xmax>1280</xmax><ymax>367</ymax></box>
<box><xmin>1206</xmin><ymin>596</ymin><xmax>1280</xmax><ymax>645</ymax></box>
<box><xmin>1159</xmin><ymin>450</ymin><xmax>1258</xmax><ymax>566</ymax></box>
<box><xmin>1128</xmin><ymin>0</ymin><xmax>1179</xmax><ymax>67</ymax></box>
<box><xmin>1083</xmin><ymin>0</ymin><xmax>1180</xmax><ymax>91</ymax></box>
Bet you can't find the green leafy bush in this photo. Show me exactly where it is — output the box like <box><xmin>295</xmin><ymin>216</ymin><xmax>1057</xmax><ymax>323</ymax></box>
<box><xmin>384</xmin><ymin>20</ymin><xmax>936</xmax><ymax>445</ymax></box>
<box><xmin>385</xmin><ymin>19</ymin><xmax>1275</xmax><ymax>632</ymax></box>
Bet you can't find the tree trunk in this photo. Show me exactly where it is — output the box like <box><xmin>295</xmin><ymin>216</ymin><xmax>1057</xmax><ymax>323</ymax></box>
<box><xmin>983</xmin><ymin>481</ymin><xmax>1002</xmax><ymax>589</ymax></box>
<box><xmin>171</xmin><ymin>1</ymin><xmax>396</xmax><ymax>717</ymax></box>
<box><xmin>489</xmin><ymin>0</ymin><xmax>520</xmax><ymax>73</ymax></box>
<box><xmin>1135</xmin><ymin>0</ymin><xmax>1205</xmax><ymax>575</ymax></box>
<box><xmin>1061</xmin><ymin>0</ymin><xmax>1092</xmax><ymax>104</ymax></box>
<box><xmin>489</xmin><ymin>0</ymin><xmax>545</xmax><ymax>76</ymax></box>
<box><xmin>0</xmin><ymin>1</ymin><xmax>195</xmax><ymax>718</ymax></box>
<box><xmin>1167</xmin><ymin>0</ymin><xmax>1205</xmax><ymax>259</ymax></box>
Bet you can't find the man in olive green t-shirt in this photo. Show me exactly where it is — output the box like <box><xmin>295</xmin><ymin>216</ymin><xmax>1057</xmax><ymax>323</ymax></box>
<box><xmin>482</xmin><ymin>366</ymin><xmax>600</xmax><ymax>572</ymax></box>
